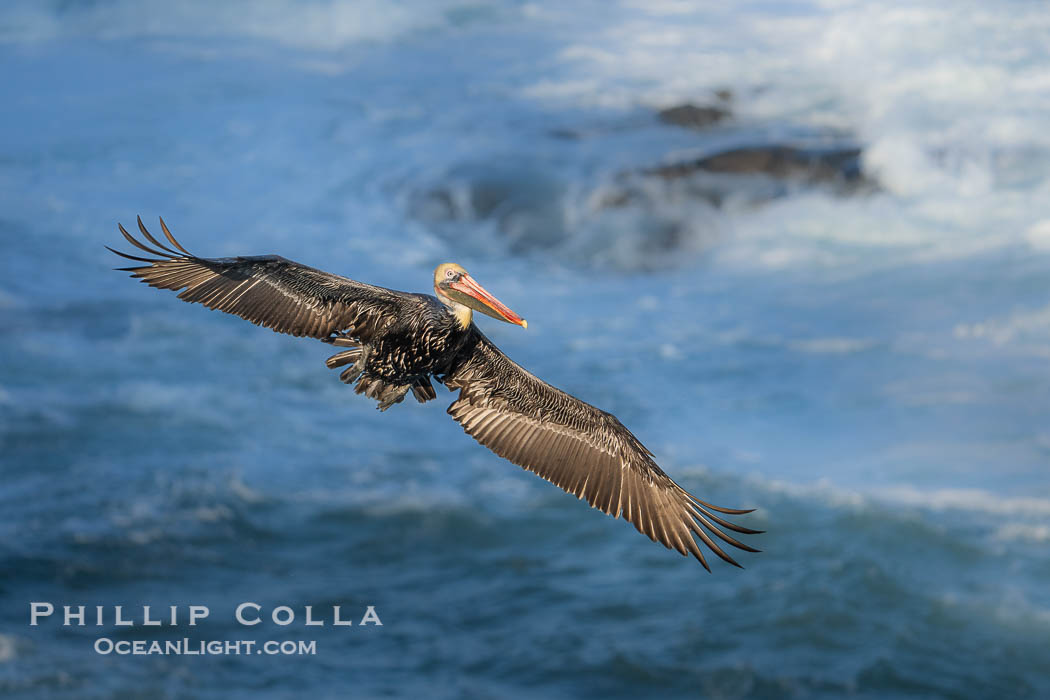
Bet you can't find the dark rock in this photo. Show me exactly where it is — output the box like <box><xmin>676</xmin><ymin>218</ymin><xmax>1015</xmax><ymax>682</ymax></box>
<box><xmin>590</xmin><ymin>142</ymin><xmax>876</xmax><ymax>220</ymax></box>
<box><xmin>657</xmin><ymin>103</ymin><xmax>731</xmax><ymax>130</ymax></box>
<box><xmin>646</xmin><ymin>145</ymin><xmax>868</xmax><ymax>187</ymax></box>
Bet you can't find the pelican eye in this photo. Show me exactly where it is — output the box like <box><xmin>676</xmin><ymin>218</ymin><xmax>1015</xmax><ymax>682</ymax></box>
<box><xmin>446</xmin><ymin>269</ymin><xmax>456</xmax><ymax>280</ymax></box>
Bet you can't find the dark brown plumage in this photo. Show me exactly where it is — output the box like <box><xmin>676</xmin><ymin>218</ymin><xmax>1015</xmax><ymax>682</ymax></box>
<box><xmin>110</xmin><ymin>217</ymin><xmax>761</xmax><ymax>569</ymax></box>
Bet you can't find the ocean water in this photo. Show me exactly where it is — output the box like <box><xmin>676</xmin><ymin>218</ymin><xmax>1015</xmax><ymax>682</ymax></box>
<box><xmin>2</xmin><ymin>1</ymin><xmax>1049</xmax><ymax>697</ymax></box>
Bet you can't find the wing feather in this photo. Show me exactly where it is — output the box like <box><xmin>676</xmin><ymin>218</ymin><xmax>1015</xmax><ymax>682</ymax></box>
<box><xmin>110</xmin><ymin>217</ymin><xmax>408</xmax><ymax>342</ymax></box>
<box><xmin>443</xmin><ymin>329</ymin><xmax>761</xmax><ymax>568</ymax></box>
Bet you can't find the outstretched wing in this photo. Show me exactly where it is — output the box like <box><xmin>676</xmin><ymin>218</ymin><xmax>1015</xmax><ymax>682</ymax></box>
<box><xmin>442</xmin><ymin>329</ymin><xmax>761</xmax><ymax>569</ymax></box>
<box><xmin>109</xmin><ymin>216</ymin><xmax>406</xmax><ymax>342</ymax></box>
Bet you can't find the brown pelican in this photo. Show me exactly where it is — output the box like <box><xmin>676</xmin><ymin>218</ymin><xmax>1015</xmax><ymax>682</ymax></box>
<box><xmin>109</xmin><ymin>217</ymin><xmax>761</xmax><ymax>569</ymax></box>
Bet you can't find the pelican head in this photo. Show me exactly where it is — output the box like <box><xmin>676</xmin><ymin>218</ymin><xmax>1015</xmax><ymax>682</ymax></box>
<box><xmin>434</xmin><ymin>263</ymin><xmax>527</xmax><ymax>331</ymax></box>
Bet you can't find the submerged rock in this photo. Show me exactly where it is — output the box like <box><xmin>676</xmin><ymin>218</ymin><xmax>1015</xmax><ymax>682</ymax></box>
<box><xmin>405</xmin><ymin>161</ymin><xmax>569</xmax><ymax>256</ymax></box>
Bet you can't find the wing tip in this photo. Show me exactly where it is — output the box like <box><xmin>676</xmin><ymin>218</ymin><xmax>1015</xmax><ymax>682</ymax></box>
<box><xmin>113</xmin><ymin>215</ymin><xmax>195</xmax><ymax>261</ymax></box>
<box><xmin>158</xmin><ymin>214</ymin><xmax>193</xmax><ymax>255</ymax></box>
<box><xmin>691</xmin><ymin>548</ymin><xmax>712</xmax><ymax>572</ymax></box>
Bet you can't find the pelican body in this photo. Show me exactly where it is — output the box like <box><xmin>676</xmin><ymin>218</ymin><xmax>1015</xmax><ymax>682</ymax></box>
<box><xmin>110</xmin><ymin>217</ymin><xmax>760</xmax><ymax>569</ymax></box>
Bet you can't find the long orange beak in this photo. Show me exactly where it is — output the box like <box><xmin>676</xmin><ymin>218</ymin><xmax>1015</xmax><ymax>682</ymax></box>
<box><xmin>450</xmin><ymin>274</ymin><xmax>528</xmax><ymax>328</ymax></box>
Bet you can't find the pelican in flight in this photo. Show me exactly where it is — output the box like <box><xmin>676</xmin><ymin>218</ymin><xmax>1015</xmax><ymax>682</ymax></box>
<box><xmin>109</xmin><ymin>217</ymin><xmax>760</xmax><ymax>569</ymax></box>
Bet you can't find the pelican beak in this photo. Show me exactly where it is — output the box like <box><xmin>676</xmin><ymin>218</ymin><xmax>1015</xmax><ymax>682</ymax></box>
<box><xmin>449</xmin><ymin>273</ymin><xmax>527</xmax><ymax>328</ymax></box>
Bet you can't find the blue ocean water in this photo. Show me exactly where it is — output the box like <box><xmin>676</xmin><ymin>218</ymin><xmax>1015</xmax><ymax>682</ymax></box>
<box><xmin>2</xmin><ymin>1</ymin><xmax>1049</xmax><ymax>697</ymax></box>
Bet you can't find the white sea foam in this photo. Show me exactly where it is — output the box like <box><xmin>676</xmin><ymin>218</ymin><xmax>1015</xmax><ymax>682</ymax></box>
<box><xmin>937</xmin><ymin>590</ymin><xmax>1050</xmax><ymax>631</ymax></box>
<box><xmin>953</xmin><ymin>303</ymin><xmax>1050</xmax><ymax>356</ymax></box>
<box><xmin>751</xmin><ymin>476</ymin><xmax>1050</xmax><ymax>560</ymax></box>
<box><xmin>733</xmin><ymin>472</ymin><xmax>1050</xmax><ymax>520</ymax></box>
<box><xmin>786</xmin><ymin>337</ymin><xmax>874</xmax><ymax>355</ymax></box>
<box><xmin>994</xmin><ymin>523</ymin><xmax>1050</xmax><ymax>544</ymax></box>
<box><xmin>228</xmin><ymin>473</ymin><xmax>267</xmax><ymax>505</ymax></box>
<box><xmin>193</xmin><ymin>504</ymin><xmax>233</xmax><ymax>523</ymax></box>
<box><xmin>871</xmin><ymin>485</ymin><xmax>1050</xmax><ymax>519</ymax></box>
<box><xmin>519</xmin><ymin>2</ymin><xmax>1050</xmax><ymax>156</ymax></box>
<box><xmin>0</xmin><ymin>634</ymin><xmax>17</xmax><ymax>662</ymax></box>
